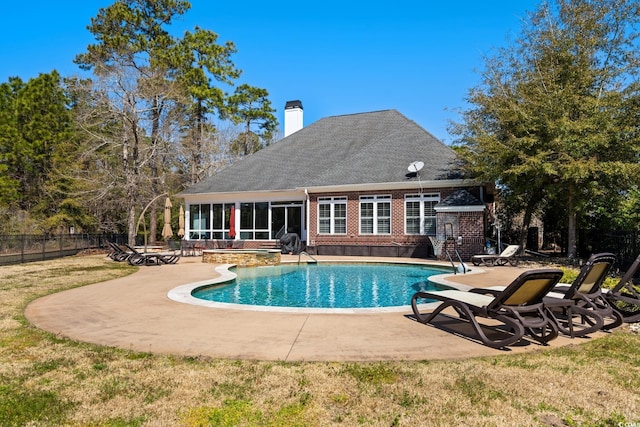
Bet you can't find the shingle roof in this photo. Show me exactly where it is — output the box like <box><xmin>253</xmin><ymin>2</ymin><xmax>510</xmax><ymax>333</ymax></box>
<box><xmin>181</xmin><ymin>109</ymin><xmax>463</xmax><ymax>194</ymax></box>
<box><xmin>437</xmin><ymin>189</ymin><xmax>484</xmax><ymax>207</ymax></box>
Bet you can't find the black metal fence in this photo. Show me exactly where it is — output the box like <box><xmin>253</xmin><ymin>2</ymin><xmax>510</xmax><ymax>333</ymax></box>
<box><xmin>535</xmin><ymin>228</ymin><xmax>640</xmax><ymax>270</ymax></box>
<box><xmin>0</xmin><ymin>234</ymin><xmax>127</xmax><ymax>266</ymax></box>
<box><xmin>578</xmin><ymin>229</ymin><xmax>640</xmax><ymax>271</ymax></box>
<box><xmin>2</xmin><ymin>229</ymin><xmax>640</xmax><ymax>269</ymax></box>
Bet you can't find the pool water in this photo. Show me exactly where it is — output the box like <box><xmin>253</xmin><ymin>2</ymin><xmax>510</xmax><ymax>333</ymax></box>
<box><xmin>192</xmin><ymin>263</ymin><xmax>451</xmax><ymax>309</ymax></box>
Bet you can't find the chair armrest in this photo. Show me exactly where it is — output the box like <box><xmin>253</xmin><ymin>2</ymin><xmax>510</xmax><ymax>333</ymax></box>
<box><xmin>469</xmin><ymin>288</ymin><xmax>501</xmax><ymax>297</ymax></box>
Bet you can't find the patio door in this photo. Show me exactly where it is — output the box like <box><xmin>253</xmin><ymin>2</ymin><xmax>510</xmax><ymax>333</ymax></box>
<box><xmin>271</xmin><ymin>204</ymin><xmax>302</xmax><ymax>239</ymax></box>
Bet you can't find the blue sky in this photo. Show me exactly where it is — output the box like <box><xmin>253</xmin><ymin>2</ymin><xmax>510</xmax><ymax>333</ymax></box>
<box><xmin>1</xmin><ymin>1</ymin><xmax>539</xmax><ymax>143</ymax></box>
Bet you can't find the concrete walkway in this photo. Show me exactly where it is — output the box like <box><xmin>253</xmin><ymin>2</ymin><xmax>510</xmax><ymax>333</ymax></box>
<box><xmin>25</xmin><ymin>256</ymin><xmax>593</xmax><ymax>362</ymax></box>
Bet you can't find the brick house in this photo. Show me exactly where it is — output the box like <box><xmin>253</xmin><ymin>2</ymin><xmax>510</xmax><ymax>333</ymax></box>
<box><xmin>179</xmin><ymin>104</ymin><xmax>493</xmax><ymax>260</ymax></box>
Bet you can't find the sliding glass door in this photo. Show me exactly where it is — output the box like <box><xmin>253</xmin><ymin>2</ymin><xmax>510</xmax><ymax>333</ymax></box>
<box><xmin>271</xmin><ymin>203</ymin><xmax>302</xmax><ymax>240</ymax></box>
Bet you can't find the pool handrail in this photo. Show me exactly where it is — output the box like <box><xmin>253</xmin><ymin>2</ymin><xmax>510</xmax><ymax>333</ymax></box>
<box><xmin>298</xmin><ymin>251</ymin><xmax>317</xmax><ymax>264</ymax></box>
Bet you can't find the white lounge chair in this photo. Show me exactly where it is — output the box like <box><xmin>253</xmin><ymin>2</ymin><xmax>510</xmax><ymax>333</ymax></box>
<box><xmin>471</xmin><ymin>245</ymin><xmax>521</xmax><ymax>266</ymax></box>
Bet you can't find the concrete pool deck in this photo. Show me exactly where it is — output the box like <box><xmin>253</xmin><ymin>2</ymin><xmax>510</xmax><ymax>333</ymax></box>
<box><xmin>25</xmin><ymin>255</ymin><xmax>602</xmax><ymax>362</ymax></box>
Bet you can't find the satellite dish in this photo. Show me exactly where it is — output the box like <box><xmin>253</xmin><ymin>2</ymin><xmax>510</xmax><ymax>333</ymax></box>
<box><xmin>407</xmin><ymin>161</ymin><xmax>424</xmax><ymax>173</ymax></box>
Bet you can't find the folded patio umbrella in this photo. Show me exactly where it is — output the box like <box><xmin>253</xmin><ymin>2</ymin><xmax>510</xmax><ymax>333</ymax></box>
<box><xmin>178</xmin><ymin>205</ymin><xmax>185</xmax><ymax>237</ymax></box>
<box><xmin>162</xmin><ymin>197</ymin><xmax>173</xmax><ymax>240</ymax></box>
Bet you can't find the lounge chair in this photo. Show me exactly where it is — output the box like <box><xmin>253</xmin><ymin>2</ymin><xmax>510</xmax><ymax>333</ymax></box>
<box><xmin>107</xmin><ymin>241</ymin><xmax>132</xmax><ymax>262</ymax></box>
<box><xmin>411</xmin><ymin>269</ymin><xmax>564</xmax><ymax>349</ymax></box>
<box><xmin>604</xmin><ymin>254</ymin><xmax>640</xmax><ymax>323</ymax></box>
<box><xmin>484</xmin><ymin>252</ymin><xmax>617</xmax><ymax>337</ymax></box>
<box><xmin>124</xmin><ymin>244</ymin><xmax>180</xmax><ymax>266</ymax></box>
<box><xmin>546</xmin><ymin>252</ymin><xmax>623</xmax><ymax>334</ymax></box>
<box><xmin>125</xmin><ymin>244</ymin><xmax>162</xmax><ymax>266</ymax></box>
<box><xmin>471</xmin><ymin>244</ymin><xmax>521</xmax><ymax>266</ymax></box>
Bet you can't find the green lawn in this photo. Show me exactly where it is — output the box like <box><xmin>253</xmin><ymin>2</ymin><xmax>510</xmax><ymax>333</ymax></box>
<box><xmin>1</xmin><ymin>255</ymin><xmax>639</xmax><ymax>426</ymax></box>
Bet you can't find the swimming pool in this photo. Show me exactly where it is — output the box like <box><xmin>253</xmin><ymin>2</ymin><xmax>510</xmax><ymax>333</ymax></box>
<box><xmin>189</xmin><ymin>262</ymin><xmax>452</xmax><ymax>310</ymax></box>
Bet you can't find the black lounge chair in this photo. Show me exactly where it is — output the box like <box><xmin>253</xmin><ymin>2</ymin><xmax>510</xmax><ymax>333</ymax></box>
<box><xmin>107</xmin><ymin>241</ymin><xmax>132</xmax><ymax>262</ymax></box>
<box><xmin>124</xmin><ymin>244</ymin><xmax>180</xmax><ymax>266</ymax></box>
<box><xmin>545</xmin><ymin>252</ymin><xmax>623</xmax><ymax>334</ymax></box>
<box><xmin>124</xmin><ymin>244</ymin><xmax>162</xmax><ymax>266</ymax></box>
<box><xmin>604</xmin><ymin>254</ymin><xmax>640</xmax><ymax>323</ymax></box>
<box><xmin>471</xmin><ymin>245</ymin><xmax>521</xmax><ymax>267</ymax></box>
<box><xmin>481</xmin><ymin>253</ymin><xmax>616</xmax><ymax>337</ymax></box>
<box><xmin>411</xmin><ymin>269</ymin><xmax>564</xmax><ymax>349</ymax></box>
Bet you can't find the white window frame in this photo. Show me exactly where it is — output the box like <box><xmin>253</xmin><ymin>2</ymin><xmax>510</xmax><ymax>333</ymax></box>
<box><xmin>405</xmin><ymin>193</ymin><xmax>440</xmax><ymax>235</ymax></box>
<box><xmin>188</xmin><ymin>203</ymin><xmax>211</xmax><ymax>239</ymax></box>
<box><xmin>239</xmin><ymin>202</ymin><xmax>270</xmax><ymax>240</ymax></box>
<box><xmin>318</xmin><ymin>196</ymin><xmax>347</xmax><ymax>234</ymax></box>
<box><xmin>359</xmin><ymin>195</ymin><xmax>391</xmax><ymax>235</ymax></box>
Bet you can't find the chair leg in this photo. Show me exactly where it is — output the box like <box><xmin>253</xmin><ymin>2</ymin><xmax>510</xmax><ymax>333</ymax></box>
<box><xmin>605</xmin><ymin>293</ymin><xmax>640</xmax><ymax>323</ymax></box>
<box><xmin>525</xmin><ymin>322</ymin><xmax>558</xmax><ymax>345</ymax></box>
<box><xmin>601</xmin><ymin>310</ymin><xmax>624</xmax><ymax>330</ymax></box>
<box><xmin>547</xmin><ymin>305</ymin><xmax>604</xmax><ymax>338</ymax></box>
<box><xmin>576</xmin><ymin>294</ymin><xmax>624</xmax><ymax>331</ymax></box>
<box><xmin>411</xmin><ymin>293</ymin><xmax>525</xmax><ymax>349</ymax></box>
<box><xmin>503</xmin><ymin>305</ymin><xmax>558</xmax><ymax>345</ymax></box>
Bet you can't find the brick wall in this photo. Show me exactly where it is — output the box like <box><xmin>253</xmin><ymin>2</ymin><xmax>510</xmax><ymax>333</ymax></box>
<box><xmin>436</xmin><ymin>211</ymin><xmax>485</xmax><ymax>261</ymax></box>
<box><xmin>307</xmin><ymin>188</ymin><xmax>486</xmax><ymax>260</ymax></box>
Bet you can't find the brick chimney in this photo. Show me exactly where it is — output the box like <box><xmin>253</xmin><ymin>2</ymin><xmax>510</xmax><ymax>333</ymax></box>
<box><xmin>284</xmin><ymin>100</ymin><xmax>303</xmax><ymax>137</ymax></box>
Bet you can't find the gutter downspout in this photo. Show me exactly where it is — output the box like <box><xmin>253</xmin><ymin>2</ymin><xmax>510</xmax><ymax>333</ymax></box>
<box><xmin>305</xmin><ymin>188</ymin><xmax>310</xmax><ymax>245</ymax></box>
